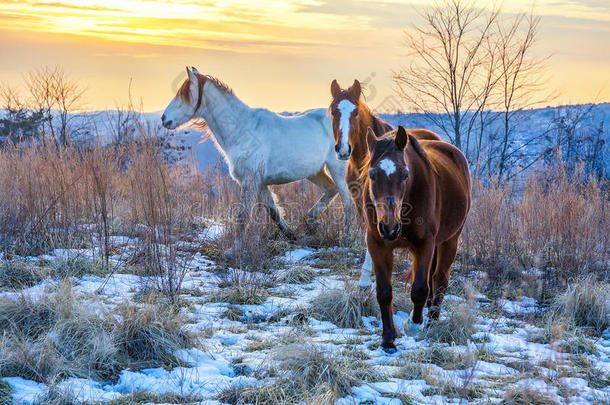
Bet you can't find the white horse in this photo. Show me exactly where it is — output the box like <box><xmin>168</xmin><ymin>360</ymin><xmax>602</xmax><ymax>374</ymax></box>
<box><xmin>161</xmin><ymin>67</ymin><xmax>355</xmax><ymax>252</ymax></box>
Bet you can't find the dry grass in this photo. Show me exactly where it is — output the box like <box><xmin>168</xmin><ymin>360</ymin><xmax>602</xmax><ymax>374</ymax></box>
<box><xmin>0</xmin><ymin>260</ymin><xmax>43</xmax><ymax>289</ymax></box>
<box><xmin>279</xmin><ymin>266</ymin><xmax>317</xmax><ymax>284</ymax></box>
<box><xmin>0</xmin><ymin>282</ymin><xmax>194</xmax><ymax>383</ymax></box>
<box><xmin>423</xmin><ymin>296</ymin><xmax>478</xmax><ymax>345</ymax></box>
<box><xmin>208</xmin><ymin>269</ymin><xmax>276</xmax><ymax>305</ymax></box>
<box><xmin>502</xmin><ymin>385</ymin><xmax>559</xmax><ymax>404</ymax></box>
<box><xmin>218</xmin><ymin>343</ymin><xmax>382</xmax><ymax>404</ymax></box>
<box><xmin>461</xmin><ymin>169</ymin><xmax>609</xmax><ymax>291</ymax></box>
<box><xmin>0</xmin><ymin>379</ymin><xmax>11</xmax><ymax>404</ymax></box>
<box><xmin>534</xmin><ymin>276</ymin><xmax>610</xmax><ymax>348</ymax></box>
<box><xmin>308</xmin><ymin>282</ymin><xmax>379</xmax><ymax>328</ymax></box>
<box><xmin>550</xmin><ymin>275</ymin><xmax>610</xmax><ymax>335</ymax></box>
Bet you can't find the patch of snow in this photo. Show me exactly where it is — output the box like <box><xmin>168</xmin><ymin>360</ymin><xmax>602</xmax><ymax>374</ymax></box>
<box><xmin>282</xmin><ymin>248</ymin><xmax>315</xmax><ymax>262</ymax></box>
<box><xmin>2</xmin><ymin>377</ymin><xmax>47</xmax><ymax>404</ymax></box>
<box><xmin>497</xmin><ymin>296</ymin><xmax>538</xmax><ymax>315</ymax></box>
<box><xmin>56</xmin><ymin>378</ymin><xmax>121</xmax><ymax>402</ymax></box>
<box><xmin>197</xmin><ymin>222</ymin><xmax>225</xmax><ymax>241</ymax></box>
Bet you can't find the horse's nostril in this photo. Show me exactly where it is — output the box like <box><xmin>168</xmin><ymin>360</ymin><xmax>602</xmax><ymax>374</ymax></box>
<box><xmin>391</xmin><ymin>224</ymin><xmax>401</xmax><ymax>239</ymax></box>
<box><xmin>348</xmin><ymin>145</ymin><xmax>352</xmax><ymax>156</ymax></box>
<box><xmin>161</xmin><ymin>114</ymin><xmax>165</xmax><ymax>122</ymax></box>
<box><xmin>335</xmin><ymin>144</ymin><xmax>340</xmax><ymax>153</ymax></box>
<box><xmin>165</xmin><ymin>120</ymin><xmax>173</xmax><ymax>128</ymax></box>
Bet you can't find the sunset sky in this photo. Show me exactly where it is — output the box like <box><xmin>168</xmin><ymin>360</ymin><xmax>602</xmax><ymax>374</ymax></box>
<box><xmin>0</xmin><ymin>0</ymin><xmax>609</xmax><ymax>112</ymax></box>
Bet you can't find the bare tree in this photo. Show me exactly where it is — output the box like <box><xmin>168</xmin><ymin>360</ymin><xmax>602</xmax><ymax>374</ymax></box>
<box><xmin>25</xmin><ymin>66</ymin><xmax>86</xmax><ymax>146</ymax></box>
<box><xmin>393</xmin><ymin>0</ymin><xmax>500</xmax><ymax>152</ymax></box>
<box><xmin>493</xmin><ymin>12</ymin><xmax>550</xmax><ymax>179</ymax></box>
<box><xmin>394</xmin><ymin>2</ymin><xmax>555</xmax><ymax>180</ymax></box>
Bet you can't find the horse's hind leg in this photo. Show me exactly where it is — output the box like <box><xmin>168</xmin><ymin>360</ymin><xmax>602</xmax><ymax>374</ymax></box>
<box><xmin>426</xmin><ymin>247</ymin><xmax>438</xmax><ymax>308</ymax></box>
<box><xmin>305</xmin><ymin>168</ymin><xmax>338</xmax><ymax>231</ymax></box>
<box><xmin>428</xmin><ymin>235</ymin><xmax>460</xmax><ymax>321</ymax></box>
<box><xmin>260</xmin><ymin>186</ymin><xmax>294</xmax><ymax>239</ymax></box>
<box><xmin>405</xmin><ymin>240</ymin><xmax>435</xmax><ymax>335</ymax></box>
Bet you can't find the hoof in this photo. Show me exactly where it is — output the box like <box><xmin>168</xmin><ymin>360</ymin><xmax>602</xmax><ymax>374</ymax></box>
<box><xmin>404</xmin><ymin>318</ymin><xmax>425</xmax><ymax>336</ymax></box>
<box><xmin>381</xmin><ymin>342</ymin><xmax>397</xmax><ymax>354</ymax></box>
<box><xmin>359</xmin><ymin>284</ymin><xmax>372</xmax><ymax>293</ymax></box>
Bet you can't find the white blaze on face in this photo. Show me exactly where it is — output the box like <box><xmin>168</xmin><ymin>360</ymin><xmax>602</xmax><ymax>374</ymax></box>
<box><xmin>378</xmin><ymin>158</ymin><xmax>396</xmax><ymax>176</ymax></box>
<box><xmin>337</xmin><ymin>99</ymin><xmax>356</xmax><ymax>155</ymax></box>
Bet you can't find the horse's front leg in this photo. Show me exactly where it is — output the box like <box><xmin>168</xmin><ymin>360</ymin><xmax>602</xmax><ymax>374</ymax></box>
<box><xmin>367</xmin><ymin>233</ymin><xmax>397</xmax><ymax>351</ymax></box>
<box><xmin>405</xmin><ymin>239</ymin><xmax>435</xmax><ymax>335</ymax></box>
<box><xmin>227</xmin><ymin>179</ymin><xmax>261</xmax><ymax>258</ymax></box>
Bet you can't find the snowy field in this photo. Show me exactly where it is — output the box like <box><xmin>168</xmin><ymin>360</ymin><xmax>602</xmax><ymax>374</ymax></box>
<box><xmin>1</xmin><ymin>222</ymin><xmax>609</xmax><ymax>404</ymax></box>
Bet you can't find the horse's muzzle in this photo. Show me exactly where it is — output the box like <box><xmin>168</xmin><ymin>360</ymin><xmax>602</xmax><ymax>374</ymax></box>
<box><xmin>379</xmin><ymin>222</ymin><xmax>401</xmax><ymax>242</ymax></box>
<box><xmin>161</xmin><ymin>114</ymin><xmax>174</xmax><ymax>129</ymax></box>
<box><xmin>335</xmin><ymin>144</ymin><xmax>351</xmax><ymax>160</ymax></box>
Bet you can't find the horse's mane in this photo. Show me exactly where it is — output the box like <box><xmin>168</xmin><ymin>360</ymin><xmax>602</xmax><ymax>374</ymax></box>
<box><xmin>409</xmin><ymin>135</ymin><xmax>433</xmax><ymax>168</ymax></box>
<box><xmin>355</xmin><ymin>111</ymin><xmax>391</xmax><ymax>177</ymax></box>
<box><xmin>178</xmin><ymin>74</ymin><xmax>233</xmax><ymax>103</ymax></box>
<box><xmin>177</xmin><ymin>74</ymin><xmax>232</xmax><ymax>134</ymax></box>
<box><xmin>200</xmin><ymin>74</ymin><xmax>233</xmax><ymax>94</ymax></box>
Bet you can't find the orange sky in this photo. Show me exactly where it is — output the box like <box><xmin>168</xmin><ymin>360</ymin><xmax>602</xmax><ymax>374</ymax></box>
<box><xmin>0</xmin><ymin>0</ymin><xmax>609</xmax><ymax>112</ymax></box>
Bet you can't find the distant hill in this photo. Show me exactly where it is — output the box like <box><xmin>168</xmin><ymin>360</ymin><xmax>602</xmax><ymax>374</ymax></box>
<box><xmin>2</xmin><ymin>103</ymin><xmax>608</xmax><ymax>177</ymax></box>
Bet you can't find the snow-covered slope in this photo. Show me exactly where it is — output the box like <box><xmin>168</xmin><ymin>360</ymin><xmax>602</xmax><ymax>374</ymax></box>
<box><xmin>3</xmin><ymin>103</ymin><xmax>609</xmax><ymax>175</ymax></box>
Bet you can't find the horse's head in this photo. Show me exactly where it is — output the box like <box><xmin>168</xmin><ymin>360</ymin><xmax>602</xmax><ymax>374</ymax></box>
<box><xmin>329</xmin><ymin>79</ymin><xmax>361</xmax><ymax>160</ymax></box>
<box><xmin>162</xmin><ymin>66</ymin><xmax>204</xmax><ymax>129</ymax></box>
<box><xmin>366</xmin><ymin>125</ymin><xmax>411</xmax><ymax>242</ymax></box>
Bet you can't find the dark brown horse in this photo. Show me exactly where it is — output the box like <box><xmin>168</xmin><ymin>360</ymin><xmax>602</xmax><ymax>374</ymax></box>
<box><xmin>328</xmin><ymin>79</ymin><xmax>441</xmax><ymax>288</ymax></box>
<box><xmin>364</xmin><ymin>125</ymin><xmax>471</xmax><ymax>351</ymax></box>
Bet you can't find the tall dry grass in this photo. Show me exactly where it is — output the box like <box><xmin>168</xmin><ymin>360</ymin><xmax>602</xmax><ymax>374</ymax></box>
<box><xmin>0</xmin><ymin>128</ymin><xmax>605</xmax><ymax>290</ymax></box>
<box><xmin>461</xmin><ymin>167</ymin><xmax>609</xmax><ymax>291</ymax></box>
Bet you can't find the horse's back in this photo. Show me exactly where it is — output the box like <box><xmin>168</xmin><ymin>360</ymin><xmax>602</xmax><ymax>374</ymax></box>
<box><xmin>421</xmin><ymin>141</ymin><xmax>470</xmax><ymax>186</ymax></box>
<box><xmin>247</xmin><ymin>107</ymin><xmax>336</xmax><ymax>183</ymax></box>
<box><xmin>419</xmin><ymin>140</ymin><xmax>471</xmax><ymax>238</ymax></box>
<box><xmin>408</xmin><ymin>129</ymin><xmax>442</xmax><ymax>142</ymax></box>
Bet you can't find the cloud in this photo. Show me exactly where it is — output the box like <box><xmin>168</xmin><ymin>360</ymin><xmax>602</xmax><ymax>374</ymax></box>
<box><xmin>31</xmin><ymin>2</ymin><xmax>126</xmax><ymax>13</ymax></box>
<box><xmin>295</xmin><ymin>0</ymin><xmax>419</xmax><ymax>28</ymax></box>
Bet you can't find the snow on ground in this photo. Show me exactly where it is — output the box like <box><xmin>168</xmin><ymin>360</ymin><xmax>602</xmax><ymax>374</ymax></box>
<box><xmin>1</xmin><ymin>235</ymin><xmax>609</xmax><ymax>404</ymax></box>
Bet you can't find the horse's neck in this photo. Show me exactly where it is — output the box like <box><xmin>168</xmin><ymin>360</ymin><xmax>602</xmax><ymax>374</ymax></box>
<box><xmin>351</xmin><ymin>106</ymin><xmax>377</xmax><ymax>175</ymax></box>
<box><xmin>198</xmin><ymin>83</ymin><xmax>250</xmax><ymax>153</ymax></box>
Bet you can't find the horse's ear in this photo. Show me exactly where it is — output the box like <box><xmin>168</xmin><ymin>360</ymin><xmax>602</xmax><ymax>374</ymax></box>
<box><xmin>395</xmin><ymin>125</ymin><xmax>409</xmax><ymax>150</ymax></box>
<box><xmin>191</xmin><ymin>66</ymin><xmax>199</xmax><ymax>75</ymax></box>
<box><xmin>186</xmin><ymin>66</ymin><xmax>191</xmax><ymax>76</ymax></box>
<box><xmin>187</xmin><ymin>67</ymin><xmax>198</xmax><ymax>83</ymax></box>
<box><xmin>349</xmin><ymin>79</ymin><xmax>361</xmax><ymax>101</ymax></box>
<box><xmin>366</xmin><ymin>127</ymin><xmax>376</xmax><ymax>154</ymax></box>
<box><xmin>331</xmin><ymin>80</ymin><xmax>340</xmax><ymax>98</ymax></box>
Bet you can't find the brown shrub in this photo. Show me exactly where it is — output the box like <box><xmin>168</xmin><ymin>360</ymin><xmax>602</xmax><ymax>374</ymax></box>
<box><xmin>461</xmin><ymin>168</ymin><xmax>609</xmax><ymax>288</ymax></box>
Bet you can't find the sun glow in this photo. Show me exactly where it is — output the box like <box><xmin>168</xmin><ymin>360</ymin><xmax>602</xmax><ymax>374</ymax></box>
<box><xmin>0</xmin><ymin>0</ymin><xmax>608</xmax><ymax>110</ymax></box>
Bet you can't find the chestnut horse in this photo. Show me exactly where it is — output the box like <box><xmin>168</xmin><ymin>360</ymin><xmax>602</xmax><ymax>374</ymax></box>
<box><xmin>329</xmin><ymin>79</ymin><xmax>441</xmax><ymax>288</ymax></box>
<box><xmin>363</xmin><ymin>125</ymin><xmax>471</xmax><ymax>351</ymax></box>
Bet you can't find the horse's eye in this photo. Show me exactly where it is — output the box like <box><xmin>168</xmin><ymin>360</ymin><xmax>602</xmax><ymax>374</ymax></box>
<box><xmin>401</xmin><ymin>167</ymin><xmax>409</xmax><ymax>180</ymax></box>
<box><xmin>368</xmin><ymin>168</ymin><xmax>377</xmax><ymax>179</ymax></box>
